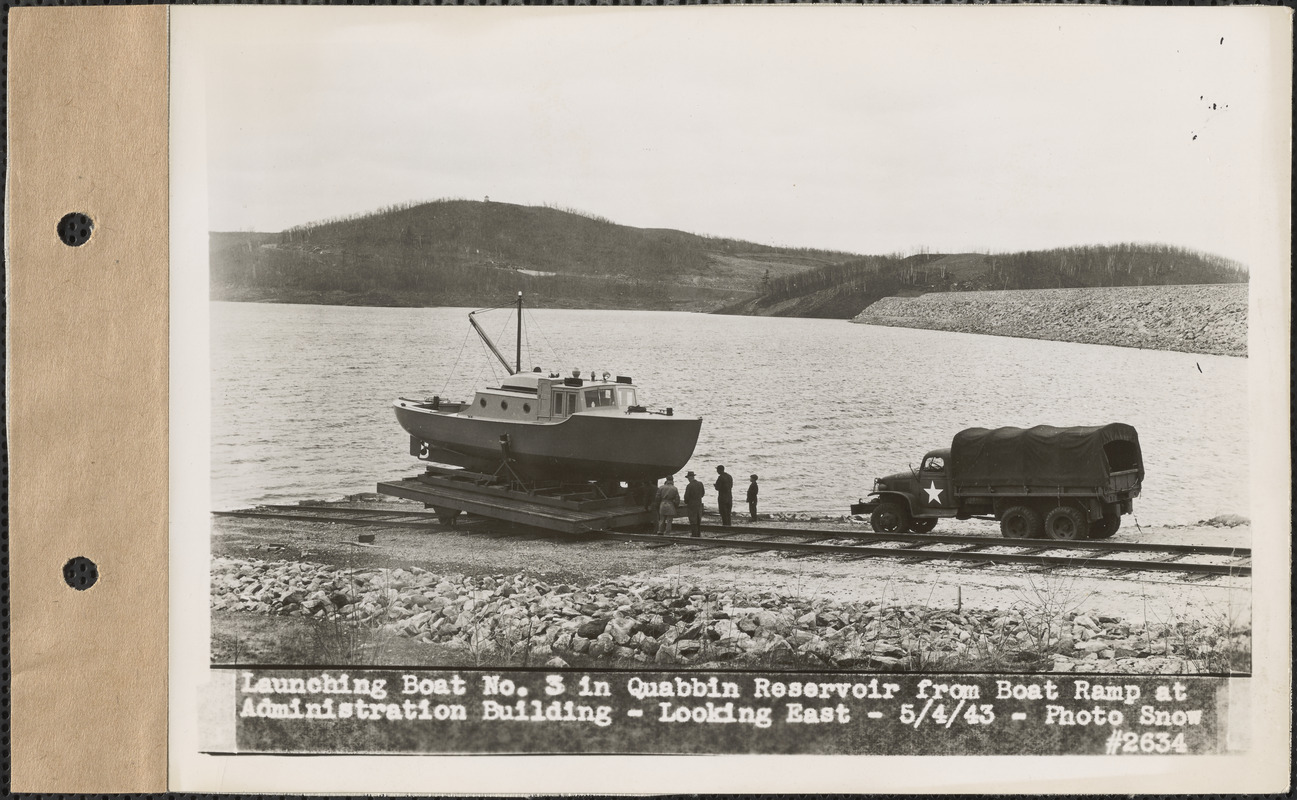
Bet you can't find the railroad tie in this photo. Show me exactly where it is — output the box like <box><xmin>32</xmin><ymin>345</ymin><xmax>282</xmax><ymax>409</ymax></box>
<box><xmin>897</xmin><ymin>542</ymin><xmax>940</xmax><ymax>563</ymax></box>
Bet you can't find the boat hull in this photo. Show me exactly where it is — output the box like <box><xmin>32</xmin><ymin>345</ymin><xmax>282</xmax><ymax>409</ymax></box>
<box><xmin>394</xmin><ymin>402</ymin><xmax>702</xmax><ymax>482</ymax></box>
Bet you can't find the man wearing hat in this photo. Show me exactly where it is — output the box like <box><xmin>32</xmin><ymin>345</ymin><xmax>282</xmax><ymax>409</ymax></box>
<box><xmin>747</xmin><ymin>475</ymin><xmax>760</xmax><ymax>521</ymax></box>
<box><xmin>683</xmin><ymin>470</ymin><xmax>706</xmax><ymax>538</ymax></box>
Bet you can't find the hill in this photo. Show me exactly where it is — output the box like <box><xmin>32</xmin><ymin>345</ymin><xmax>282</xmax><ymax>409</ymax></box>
<box><xmin>717</xmin><ymin>245</ymin><xmax>1248</xmax><ymax>319</ymax></box>
<box><xmin>210</xmin><ymin>200</ymin><xmax>860</xmax><ymax>311</ymax></box>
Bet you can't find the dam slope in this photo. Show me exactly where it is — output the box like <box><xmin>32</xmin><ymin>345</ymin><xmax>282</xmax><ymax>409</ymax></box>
<box><xmin>852</xmin><ymin>284</ymin><xmax>1246</xmax><ymax>357</ymax></box>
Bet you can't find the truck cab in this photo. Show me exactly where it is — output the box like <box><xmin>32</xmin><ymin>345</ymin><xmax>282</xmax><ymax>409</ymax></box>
<box><xmin>852</xmin><ymin>448</ymin><xmax>954</xmax><ymax>533</ymax></box>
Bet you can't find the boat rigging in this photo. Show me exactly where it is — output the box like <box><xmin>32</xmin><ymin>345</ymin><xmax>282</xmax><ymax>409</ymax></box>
<box><xmin>467</xmin><ymin>291</ymin><xmax>524</xmax><ymax>375</ymax></box>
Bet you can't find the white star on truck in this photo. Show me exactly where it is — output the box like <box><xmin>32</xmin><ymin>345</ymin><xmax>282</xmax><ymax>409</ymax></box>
<box><xmin>924</xmin><ymin>481</ymin><xmax>943</xmax><ymax>504</ymax></box>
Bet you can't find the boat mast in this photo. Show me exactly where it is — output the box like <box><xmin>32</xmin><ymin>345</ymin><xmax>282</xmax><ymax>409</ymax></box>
<box><xmin>515</xmin><ymin>291</ymin><xmax>522</xmax><ymax>375</ymax></box>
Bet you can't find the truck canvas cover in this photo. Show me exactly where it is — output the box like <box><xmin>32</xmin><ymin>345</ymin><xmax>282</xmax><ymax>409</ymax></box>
<box><xmin>951</xmin><ymin>424</ymin><xmax>1143</xmax><ymax>488</ymax></box>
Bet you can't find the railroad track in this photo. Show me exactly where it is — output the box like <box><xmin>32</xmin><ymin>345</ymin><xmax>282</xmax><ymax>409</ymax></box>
<box><xmin>213</xmin><ymin>504</ymin><xmax>1251</xmax><ymax>579</ymax></box>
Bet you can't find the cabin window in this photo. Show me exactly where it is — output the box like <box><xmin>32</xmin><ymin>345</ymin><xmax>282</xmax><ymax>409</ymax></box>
<box><xmin>501</xmin><ymin>400</ymin><xmax>509</xmax><ymax>411</ymax></box>
<box><xmin>584</xmin><ymin>387</ymin><xmax>617</xmax><ymax>408</ymax></box>
<box><xmin>553</xmin><ymin>393</ymin><xmax>565</xmax><ymax>416</ymax></box>
<box><xmin>616</xmin><ymin>387</ymin><xmax>637</xmax><ymax>407</ymax></box>
<box><xmin>922</xmin><ymin>455</ymin><xmax>945</xmax><ymax>472</ymax></box>
<box><xmin>479</xmin><ymin>398</ymin><xmax>486</xmax><ymax>407</ymax></box>
<box><xmin>523</xmin><ymin>403</ymin><xmax>531</xmax><ymax>413</ymax></box>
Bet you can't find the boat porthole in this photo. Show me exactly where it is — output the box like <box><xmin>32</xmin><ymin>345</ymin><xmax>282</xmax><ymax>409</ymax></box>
<box><xmin>479</xmin><ymin>398</ymin><xmax>486</xmax><ymax>407</ymax></box>
<box><xmin>523</xmin><ymin>403</ymin><xmax>531</xmax><ymax>413</ymax></box>
<box><xmin>501</xmin><ymin>400</ymin><xmax>509</xmax><ymax>410</ymax></box>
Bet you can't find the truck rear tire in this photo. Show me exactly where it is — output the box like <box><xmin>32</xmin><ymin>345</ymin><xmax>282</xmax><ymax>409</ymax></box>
<box><xmin>1089</xmin><ymin>515</ymin><xmax>1121</xmax><ymax>539</ymax></box>
<box><xmin>909</xmin><ymin>518</ymin><xmax>938</xmax><ymax>533</ymax></box>
<box><xmin>870</xmin><ymin>502</ymin><xmax>910</xmax><ymax>533</ymax></box>
<box><xmin>1044</xmin><ymin>505</ymin><xmax>1089</xmax><ymax>540</ymax></box>
<box><xmin>1000</xmin><ymin>505</ymin><xmax>1042</xmax><ymax>538</ymax></box>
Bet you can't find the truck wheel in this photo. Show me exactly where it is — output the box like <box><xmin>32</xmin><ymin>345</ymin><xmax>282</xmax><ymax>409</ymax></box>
<box><xmin>1000</xmin><ymin>505</ymin><xmax>1042</xmax><ymax>538</ymax></box>
<box><xmin>1044</xmin><ymin>505</ymin><xmax>1089</xmax><ymax>540</ymax></box>
<box><xmin>870</xmin><ymin>502</ymin><xmax>910</xmax><ymax>533</ymax></box>
<box><xmin>909</xmin><ymin>518</ymin><xmax>938</xmax><ymax>534</ymax></box>
<box><xmin>1089</xmin><ymin>515</ymin><xmax>1121</xmax><ymax>539</ymax></box>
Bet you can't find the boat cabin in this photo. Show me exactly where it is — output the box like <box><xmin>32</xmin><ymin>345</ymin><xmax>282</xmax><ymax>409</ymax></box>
<box><xmin>465</xmin><ymin>371</ymin><xmax>640</xmax><ymax>422</ymax></box>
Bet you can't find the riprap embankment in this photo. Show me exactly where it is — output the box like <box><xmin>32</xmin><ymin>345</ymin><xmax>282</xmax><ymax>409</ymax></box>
<box><xmin>852</xmin><ymin>284</ymin><xmax>1246</xmax><ymax>357</ymax></box>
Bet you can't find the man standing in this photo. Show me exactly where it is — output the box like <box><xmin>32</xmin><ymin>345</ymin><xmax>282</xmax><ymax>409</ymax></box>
<box><xmin>641</xmin><ymin>479</ymin><xmax>659</xmax><ymax>531</ymax></box>
<box><xmin>683</xmin><ymin>470</ymin><xmax>706</xmax><ymax>538</ymax></box>
<box><xmin>747</xmin><ymin>474</ymin><xmax>760</xmax><ymax>521</ymax></box>
<box><xmin>654</xmin><ymin>476</ymin><xmax>681</xmax><ymax>535</ymax></box>
<box><xmin>714</xmin><ymin>465</ymin><xmax>734</xmax><ymax>527</ymax></box>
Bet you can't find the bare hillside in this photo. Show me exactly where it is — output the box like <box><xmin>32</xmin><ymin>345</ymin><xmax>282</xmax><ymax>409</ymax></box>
<box><xmin>210</xmin><ymin>200</ymin><xmax>859</xmax><ymax>310</ymax></box>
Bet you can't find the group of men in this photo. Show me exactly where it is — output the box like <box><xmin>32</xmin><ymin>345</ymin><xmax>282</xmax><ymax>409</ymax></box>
<box><xmin>650</xmin><ymin>465</ymin><xmax>759</xmax><ymax>537</ymax></box>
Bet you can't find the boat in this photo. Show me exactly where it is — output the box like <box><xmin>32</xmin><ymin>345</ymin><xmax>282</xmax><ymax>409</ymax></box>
<box><xmin>393</xmin><ymin>293</ymin><xmax>702</xmax><ymax>485</ymax></box>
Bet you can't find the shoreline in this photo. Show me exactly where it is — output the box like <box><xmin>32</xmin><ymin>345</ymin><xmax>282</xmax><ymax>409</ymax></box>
<box><xmin>852</xmin><ymin>284</ymin><xmax>1247</xmax><ymax>358</ymax></box>
<box><xmin>212</xmin><ymin>282</ymin><xmax>1249</xmax><ymax>358</ymax></box>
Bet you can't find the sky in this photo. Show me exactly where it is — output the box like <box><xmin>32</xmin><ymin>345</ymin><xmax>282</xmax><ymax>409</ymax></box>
<box><xmin>190</xmin><ymin>6</ymin><xmax>1288</xmax><ymax>267</ymax></box>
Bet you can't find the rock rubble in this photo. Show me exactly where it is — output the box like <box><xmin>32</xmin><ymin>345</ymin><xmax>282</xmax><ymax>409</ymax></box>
<box><xmin>853</xmin><ymin>284</ymin><xmax>1246</xmax><ymax>357</ymax></box>
<box><xmin>212</xmin><ymin>557</ymin><xmax>1247</xmax><ymax>674</ymax></box>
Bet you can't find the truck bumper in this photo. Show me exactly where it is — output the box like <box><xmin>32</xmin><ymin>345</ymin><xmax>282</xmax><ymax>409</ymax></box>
<box><xmin>850</xmin><ymin>496</ymin><xmax>881</xmax><ymax>516</ymax></box>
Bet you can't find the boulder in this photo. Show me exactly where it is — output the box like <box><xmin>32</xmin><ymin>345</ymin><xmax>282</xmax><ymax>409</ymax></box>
<box><xmin>1074</xmin><ymin>614</ymin><xmax>1099</xmax><ymax>631</ymax></box>
<box><xmin>608</xmin><ymin>617</ymin><xmax>638</xmax><ymax>644</ymax></box>
<box><xmin>860</xmin><ymin>640</ymin><xmax>907</xmax><ymax>658</ymax></box>
<box><xmin>789</xmin><ymin>629</ymin><xmax>816</xmax><ymax>648</ymax></box>
<box><xmin>654</xmin><ymin>644</ymin><xmax>680</xmax><ymax>665</ymax></box>
<box><xmin>577</xmin><ymin>618</ymin><xmax>609</xmax><ymax>639</ymax></box>
<box><xmin>678</xmin><ymin>623</ymin><xmax>706</xmax><ymax>641</ymax></box>
<box><xmin>641</xmin><ymin>621</ymin><xmax>671</xmax><ymax>638</ymax></box>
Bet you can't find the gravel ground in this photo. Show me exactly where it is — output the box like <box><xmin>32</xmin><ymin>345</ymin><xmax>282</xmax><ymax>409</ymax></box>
<box><xmin>213</xmin><ymin>513</ymin><xmax>713</xmax><ymax>586</ymax></box>
<box><xmin>211</xmin><ymin>498</ymin><xmax>1251</xmax><ymax>674</ymax></box>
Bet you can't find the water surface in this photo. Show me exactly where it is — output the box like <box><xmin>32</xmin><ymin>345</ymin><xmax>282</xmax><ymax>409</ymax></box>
<box><xmin>213</xmin><ymin>302</ymin><xmax>1248</xmax><ymax>525</ymax></box>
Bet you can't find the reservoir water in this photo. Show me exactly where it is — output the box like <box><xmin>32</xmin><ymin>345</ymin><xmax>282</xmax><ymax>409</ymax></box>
<box><xmin>212</xmin><ymin>302</ymin><xmax>1248</xmax><ymax>526</ymax></box>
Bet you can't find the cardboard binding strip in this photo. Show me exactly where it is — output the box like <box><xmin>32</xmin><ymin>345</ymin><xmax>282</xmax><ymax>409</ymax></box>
<box><xmin>8</xmin><ymin>6</ymin><xmax>170</xmax><ymax>792</ymax></box>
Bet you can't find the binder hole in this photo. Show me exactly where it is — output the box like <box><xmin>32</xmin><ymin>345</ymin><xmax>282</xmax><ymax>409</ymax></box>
<box><xmin>63</xmin><ymin>557</ymin><xmax>98</xmax><ymax>591</ymax></box>
<box><xmin>57</xmin><ymin>212</ymin><xmax>94</xmax><ymax>246</ymax></box>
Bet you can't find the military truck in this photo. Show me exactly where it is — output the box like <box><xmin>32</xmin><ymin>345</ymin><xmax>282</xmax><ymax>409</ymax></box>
<box><xmin>851</xmin><ymin>424</ymin><xmax>1144</xmax><ymax>540</ymax></box>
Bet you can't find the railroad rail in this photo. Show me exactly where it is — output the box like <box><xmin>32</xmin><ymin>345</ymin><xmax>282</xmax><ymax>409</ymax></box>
<box><xmin>213</xmin><ymin>504</ymin><xmax>1251</xmax><ymax>579</ymax></box>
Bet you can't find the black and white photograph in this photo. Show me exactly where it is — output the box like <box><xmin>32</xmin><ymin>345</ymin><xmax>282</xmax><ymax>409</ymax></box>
<box><xmin>168</xmin><ymin>6</ymin><xmax>1290</xmax><ymax>793</ymax></box>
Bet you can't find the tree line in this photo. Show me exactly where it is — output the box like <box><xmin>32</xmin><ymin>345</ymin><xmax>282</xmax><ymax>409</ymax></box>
<box><xmin>755</xmin><ymin>243</ymin><xmax>1247</xmax><ymax>307</ymax></box>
